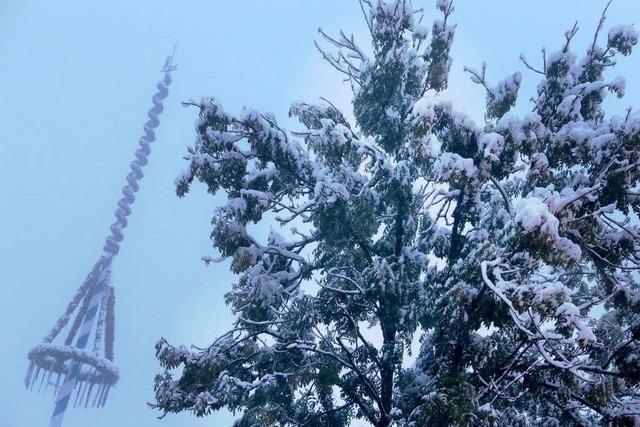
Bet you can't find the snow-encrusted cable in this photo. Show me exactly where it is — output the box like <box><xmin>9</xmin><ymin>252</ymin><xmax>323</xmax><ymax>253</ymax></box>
<box><xmin>92</xmin><ymin>282</ymin><xmax>111</xmax><ymax>356</ymax></box>
<box><xmin>102</xmin><ymin>48</ymin><xmax>177</xmax><ymax>262</ymax></box>
<box><xmin>47</xmin><ymin>51</ymin><xmax>177</xmax><ymax>427</ymax></box>
<box><xmin>43</xmin><ymin>263</ymin><xmax>99</xmax><ymax>344</ymax></box>
<box><xmin>104</xmin><ymin>286</ymin><xmax>115</xmax><ymax>362</ymax></box>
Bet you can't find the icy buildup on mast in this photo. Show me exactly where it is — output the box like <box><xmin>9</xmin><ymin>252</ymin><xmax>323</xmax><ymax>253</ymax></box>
<box><xmin>25</xmin><ymin>49</ymin><xmax>176</xmax><ymax>427</ymax></box>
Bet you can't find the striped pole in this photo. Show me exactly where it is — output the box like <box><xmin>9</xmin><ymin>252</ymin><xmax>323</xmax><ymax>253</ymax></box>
<box><xmin>47</xmin><ymin>50</ymin><xmax>176</xmax><ymax>427</ymax></box>
<box><xmin>48</xmin><ymin>263</ymin><xmax>110</xmax><ymax>427</ymax></box>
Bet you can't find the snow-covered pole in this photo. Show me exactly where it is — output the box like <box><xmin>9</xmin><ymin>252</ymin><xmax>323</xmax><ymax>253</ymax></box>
<box><xmin>46</xmin><ymin>48</ymin><xmax>177</xmax><ymax>427</ymax></box>
<box><xmin>48</xmin><ymin>264</ymin><xmax>110</xmax><ymax>427</ymax></box>
<box><xmin>102</xmin><ymin>45</ymin><xmax>177</xmax><ymax>263</ymax></box>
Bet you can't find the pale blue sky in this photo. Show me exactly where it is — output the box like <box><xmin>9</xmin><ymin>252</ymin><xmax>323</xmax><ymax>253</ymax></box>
<box><xmin>1</xmin><ymin>1</ymin><xmax>639</xmax><ymax>426</ymax></box>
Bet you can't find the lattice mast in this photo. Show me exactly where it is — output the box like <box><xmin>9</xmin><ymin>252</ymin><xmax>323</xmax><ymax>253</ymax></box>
<box><xmin>25</xmin><ymin>49</ymin><xmax>177</xmax><ymax>427</ymax></box>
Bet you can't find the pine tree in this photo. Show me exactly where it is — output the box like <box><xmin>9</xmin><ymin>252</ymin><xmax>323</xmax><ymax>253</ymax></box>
<box><xmin>153</xmin><ymin>1</ymin><xmax>640</xmax><ymax>425</ymax></box>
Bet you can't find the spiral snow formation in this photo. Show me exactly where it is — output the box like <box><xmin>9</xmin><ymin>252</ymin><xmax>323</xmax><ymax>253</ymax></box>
<box><xmin>102</xmin><ymin>62</ymin><xmax>175</xmax><ymax>261</ymax></box>
<box><xmin>26</xmin><ymin>51</ymin><xmax>177</xmax><ymax>427</ymax></box>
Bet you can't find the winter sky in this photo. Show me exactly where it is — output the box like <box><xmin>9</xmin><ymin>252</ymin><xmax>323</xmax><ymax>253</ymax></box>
<box><xmin>1</xmin><ymin>1</ymin><xmax>639</xmax><ymax>426</ymax></box>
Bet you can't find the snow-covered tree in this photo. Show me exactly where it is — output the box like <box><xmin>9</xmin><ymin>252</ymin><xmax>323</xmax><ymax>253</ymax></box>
<box><xmin>153</xmin><ymin>1</ymin><xmax>640</xmax><ymax>425</ymax></box>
